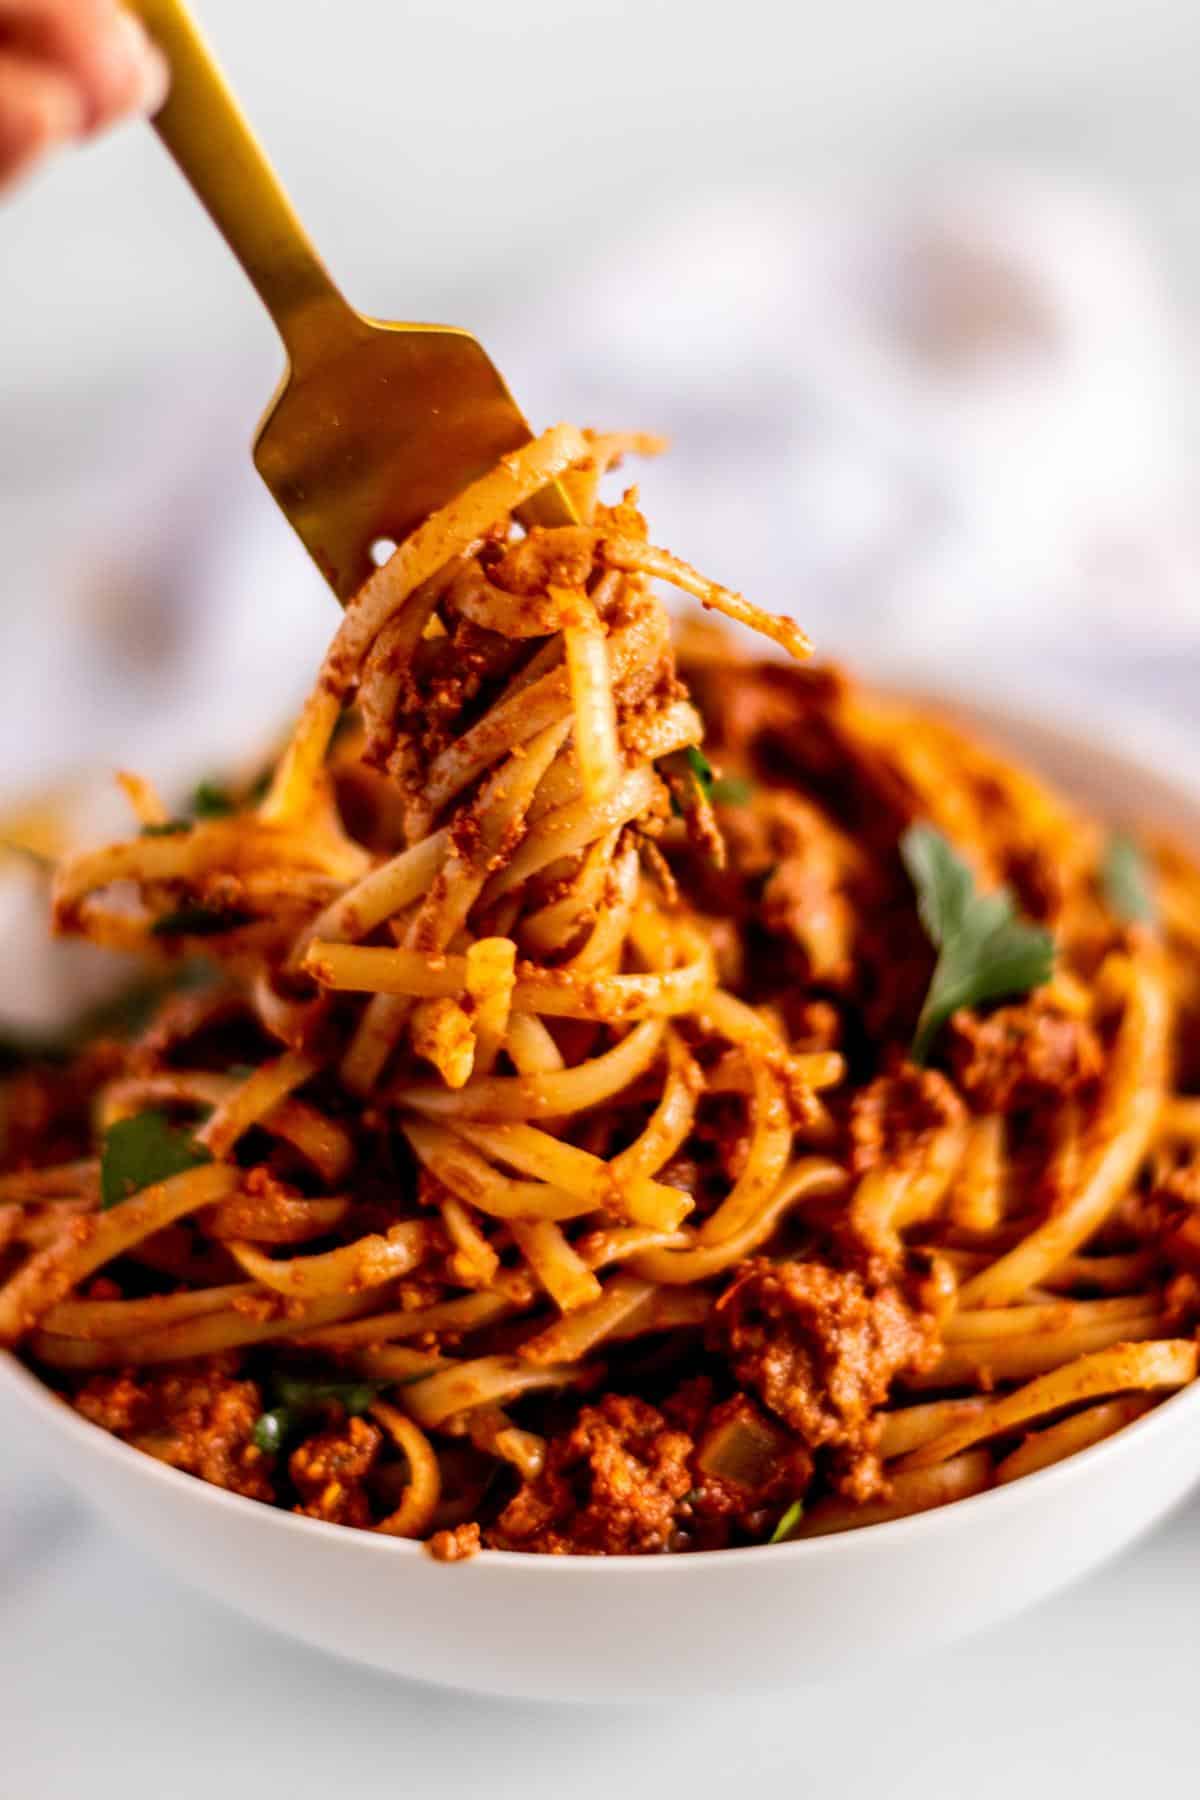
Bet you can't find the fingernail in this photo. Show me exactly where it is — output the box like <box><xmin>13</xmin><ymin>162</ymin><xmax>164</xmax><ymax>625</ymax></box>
<box><xmin>112</xmin><ymin>11</ymin><xmax>170</xmax><ymax>116</ymax></box>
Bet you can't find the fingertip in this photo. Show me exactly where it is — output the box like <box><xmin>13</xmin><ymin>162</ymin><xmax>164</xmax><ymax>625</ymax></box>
<box><xmin>0</xmin><ymin>57</ymin><xmax>87</xmax><ymax>191</ymax></box>
<box><xmin>73</xmin><ymin>7</ymin><xmax>169</xmax><ymax>134</ymax></box>
<box><xmin>106</xmin><ymin>11</ymin><xmax>169</xmax><ymax>121</ymax></box>
<box><xmin>35</xmin><ymin>67</ymin><xmax>85</xmax><ymax>145</ymax></box>
<box><xmin>140</xmin><ymin>41</ymin><xmax>170</xmax><ymax>116</ymax></box>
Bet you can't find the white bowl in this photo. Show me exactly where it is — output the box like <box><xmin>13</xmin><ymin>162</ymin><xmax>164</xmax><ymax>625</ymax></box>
<box><xmin>4</xmin><ymin>676</ymin><xmax>1200</xmax><ymax>1702</ymax></box>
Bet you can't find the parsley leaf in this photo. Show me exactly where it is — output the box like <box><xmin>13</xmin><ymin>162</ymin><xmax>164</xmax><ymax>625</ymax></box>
<box><xmin>1101</xmin><ymin>832</ymin><xmax>1157</xmax><ymax>925</ymax></box>
<box><xmin>686</xmin><ymin>748</ymin><xmax>752</xmax><ymax>805</ymax></box>
<box><xmin>252</xmin><ymin>1410</ymin><xmax>290</xmax><ymax>1455</ymax></box>
<box><xmin>685</xmin><ymin>746</ymin><xmax>714</xmax><ymax>792</ymax></box>
<box><xmin>666</xmin><ymin>746</ymin><xmax>715</xmax><ymax>817</ymax></box>
<box><xmin>190</xmin><ymin>779</ymin><xmax>235</xmax><ymax>819</ymax></box>
<box><xmin>769</xmin><ymin>1499</ymin><xmax>804</xmax><ymax>1544</ymax></box>
<box><xmin>251</xmin><ymin>1377</ymin><xmax>383</xmax><ymax>1457</ymax></box>
<box><xmin>273</xmin><ymin>1376</ymin><xmax>381</xmax><ymax>1413</ymax></box>
<box><xmin>901</xmin><ymin>823</ymin><xmax>1055</xmax><ymax>1064</ymax></box>
<box><xmin>141</xmin><ymin>819</ymin><xmax>190</xmax><ymax>838</ymax></box>
<box><xmin>100</xmin><ymin>1109</ymin><xmax>212</xmax><ymax>1210</ymax></box>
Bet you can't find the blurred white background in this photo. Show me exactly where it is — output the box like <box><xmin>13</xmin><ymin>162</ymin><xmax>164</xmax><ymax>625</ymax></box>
<box><xmin>8</xmin><ymin>0</ymin><xmax>1200</xmax><ymax>365</ymax></box>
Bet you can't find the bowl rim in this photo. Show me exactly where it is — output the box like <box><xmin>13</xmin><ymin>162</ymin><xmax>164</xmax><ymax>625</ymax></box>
<box><xmin>6</xmin><ymin>661</ymin><xmax>1200</xmax><ymax>1575</ymax></box>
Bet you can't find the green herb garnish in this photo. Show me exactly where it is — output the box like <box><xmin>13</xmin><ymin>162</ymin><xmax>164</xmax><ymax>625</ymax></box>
<box><xmin>686</xmin><ymin>749</ymin><xmax>751</xmax><ymax>805</ymax></box>
<box><xmin>685</xmin><ymin>745</ymin><xmax>714</xmax><ymax>792</ymax></box>
<box><xmin>274</xmin><ymin>1376</ymin><xmax>381</xmax><ymax>1413</ymax></box>
<box><xmin>151</xmin><ymin>903</ymin><xmax>240</xmax><ymax>937</ymax></box>
<box><xmin>669</xmin><ymin>745</ymin><xmax>733</xmax><ymax>817</ymax></box>
<box><xmin>1101</xmin><ymin>832</ymin><xmax>1157</xmax><ymax>925</ymax></box>
<box><xmin>252</xmin><ymin>1410</ymin><xmax>289</xmax><ymax>1455</ymax></box>
<box><xmin>769</xmin><ymin>1499</ymin><xmax>804</xmax><ymax>1544</ymax></box>
<box><xmin>901</xmin><ymin>823</ymin><xmax>1055</xmax><ymax>1064</ymax></box>
<box><xmin>100</xmin><ymin>1109</ymin><xmax>212</xmax><ymax>1210</ymax></box>
<box><xmin>666</xmin><ymin>746</ymin><xmax>713</xmax><ymax>817</ymax></box>
<box><xmin>141</xmin><ymin>819</ymin><xmax>190</xmax><ymax>838</ymax></box>
<box><xmin>251</xmin><ymin>1377</ymin><xmax>382</xmax><ymax>1458</ymax></box>
<box><xmin>190</xmin><ymin>780</ymin><xmax>235</xmax><ymax>819</ymax></box>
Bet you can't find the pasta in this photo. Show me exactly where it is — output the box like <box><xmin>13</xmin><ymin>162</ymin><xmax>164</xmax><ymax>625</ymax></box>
<box><xmin>3</xmin><ymin>425</ymin><xmax>1199</xmax><ymax>1559</ymax></box>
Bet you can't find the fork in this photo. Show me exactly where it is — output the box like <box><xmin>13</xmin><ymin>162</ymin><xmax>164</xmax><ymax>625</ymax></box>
<box><xmin>125</xmin><ymin>0</ymin><xmax>570</xmax><ymax>602</ymax></box>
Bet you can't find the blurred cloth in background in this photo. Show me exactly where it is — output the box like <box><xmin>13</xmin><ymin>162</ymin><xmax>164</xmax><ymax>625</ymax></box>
<box><xmin>514</xmin><ymin>171</ymin><xmax>1199</xmax><ymax>669</ymax></box>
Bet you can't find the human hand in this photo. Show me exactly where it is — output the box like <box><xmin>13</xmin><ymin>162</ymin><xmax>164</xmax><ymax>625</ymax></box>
<box><xmin>0</xmin><ymin>0</ymin><xmax>166</xmax><ymax>192</ymax></box>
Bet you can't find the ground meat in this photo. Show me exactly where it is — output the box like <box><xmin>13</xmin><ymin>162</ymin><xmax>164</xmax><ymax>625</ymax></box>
<box><xmin>659</xmin><ymin>1372</ymin><xmax>720</xmax><ymax>1438</ymax></box>
<box><xmin>760</xmin><ymin>806</ymin><xmax>857</xmax><ymax>987</ymax></box>
<box><xmin>426</xmin><ymin>1521</ymin><xmax>483</xmax><ymax>1562</ymax></box>
<box><xmin>488</xmin><ymin>525</ymin><xmax>596</xmax><ymax>596</ymax></box>
<box><xmin>681</xmin><ymin>658</ymin><xmax>847</xmax><ymax>780</ymax></box>
<box><xmin>946</xmin><ymin>1001</ymin><xmax>1103</xmax><ymax>1113</ymax></box>
<box><xmin>391</xmin><ymin>618</ymin><xmax>520</xmax><ymax>766</ymax></box>
<box><xmin>483</xmin><ymin>1384</ymin><xmax>806</xmax><ymax>1556</ymax></box>
<box><xmin>289</xmin><ymin>1415</ymin><xmax>383</xmax><ymax>1527</ymax></box>
<box><xmin>849</xmin><ymin>1063</ymin><xmax>965</xmax><ymax>1177</ymax></box>
<box><xmin>688</xmin><ymin>789</ymin><xmax>857</xmax><ymax>988</ymax></box>
<box><xmin>73</xmin><ymin>1359</ymin><xmax>273</xmax><ymax>1503</ymax></box>
<box><xmin>694</xmin><ymin>661</ymin><xmax>918</xmax><ymax>858</ymax></box>
<box><xmin>711</xmin><ymin>1258</ymin><xmax>937</xmax><ymax>1500</ymax></box>
<box><xmin>486</xmin><ymin>1394</ymin><xmax>694</xmax><ymax>1555</ymax></box>
<box><xmin>72</xmin><ymin>1367</ymin><xmax>146</xmax><ymax>1435</ymax></box>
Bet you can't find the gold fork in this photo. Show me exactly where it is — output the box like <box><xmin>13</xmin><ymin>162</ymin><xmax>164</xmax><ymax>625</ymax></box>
<box><xmin>126</xmin><ymin>0</ymin><xmax>569</xmax><ymax>602</ymax></box>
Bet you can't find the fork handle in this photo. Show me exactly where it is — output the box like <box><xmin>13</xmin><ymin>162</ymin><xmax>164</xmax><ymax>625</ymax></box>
<box><xmin>125</xmin><ymin>0</ymin><xmax>357</xmax><ymax>362</ymax></box>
